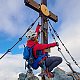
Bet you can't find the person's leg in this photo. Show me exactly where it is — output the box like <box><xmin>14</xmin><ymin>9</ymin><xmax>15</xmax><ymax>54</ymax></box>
<box><xmin>45</xmin><ymin>56</ymin><xmax>62</xmax><ymax>72</ymax></box>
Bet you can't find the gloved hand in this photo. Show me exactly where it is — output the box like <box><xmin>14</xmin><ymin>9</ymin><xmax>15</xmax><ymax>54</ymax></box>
<box><xmin>56</xmin><ymin>42</ymin><xmax>59</xmax><ymax>46</ymax></box>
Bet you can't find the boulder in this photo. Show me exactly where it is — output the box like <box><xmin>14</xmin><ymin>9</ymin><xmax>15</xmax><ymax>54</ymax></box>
<box><xmin>53</xmin><ymin>67</ymin><xmax>73</xmax><ymax>80</ymax></box>
<box><xmin>18</xmin><ymin>72</ymin><xmax>39</xmax><ymax>80</ymax></box>
<box><xmin>18</xmin><ymin>67</ymin><xmax>80</xmax><ymax>80</ymax></box>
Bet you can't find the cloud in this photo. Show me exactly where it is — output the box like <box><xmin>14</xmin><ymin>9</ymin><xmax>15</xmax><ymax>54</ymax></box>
<box><xmin>18</xmin><ymin>44</ymin><xmax>24</xmax><ymax>49</ymax></box>
<box><xmin>57</xmin><ymin>0</ymin><xmax>80</xmax><ymax>57</ymax></box>
<box><xmin>0</xmin><ymin>54</ymin><xmax>25</xmax><ymax>80</ymax></box>
<box><xmin>0</xmin><ymin>54</ymin><xmax>42</xmax><ymax>80</ymax></box>
<box><xmin>0</xmin><ymin>0</ymin><xmax>80</xmax><ymax>79</ymax></box>
<box><xmin>49</xmin><ymin>0</ymin><xmax>80</xmax><ymax>72</ymax></box>
<box><xmin>0</xmin><ymin>0</ymin><xmax>17</xmax><ymax>36</ymax></box>
<box><xmin>0</xmin><ymin>0</ymin><xmax>39</xmax><ymax>37</ymax></box>
<box><xmin>0</xmin><ymin>52</ymin><xmax>80</xmax><ymax>80</ymax></box>
<box><xmin>0</xmin><ymin>0</ymin><xmax>29</xmax><ymax>37</ymax></box>
<box><xmin>0</xmin><ymin>54</ymin><xmax>79</xmax><ymax>80</ymax></box>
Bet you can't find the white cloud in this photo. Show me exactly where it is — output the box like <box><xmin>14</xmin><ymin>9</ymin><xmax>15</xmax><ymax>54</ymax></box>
<box><xmin>0</xmin><ymin>54</ymin><xmax>25</xmax><ymax>80</ymax></box>
<box><xmin>0</xmin><ymin>0</ymin><xmax>27</xmax><ymax>36</ymax></box>
<box><xmin>0</xmin><ymin>53</ymin><xmax>80</xmax><ymax>80</ymax></box>
<box><xmin>49</xmin><ymin>0</ymin><xmax>80</xmax><ymax>72</ymax></box>
<box><xmin>0</xmin><ymin>0</ymin><xmax>39</xmax><ymax>37</ymax></box>
<box><xmin>57</xmin><ymin>0</ymin><xmax>80</xmax><ymax>57</ymax></box>
<box><xmin>18</xmin><ymin>44</ymin><xmax>24</xmax><ymax>49</ymax></box>
<box><xmin>0</xmin><ymin>54</ymin><xmax>41</xmax><ymax>80</ymax></box>
<box><xmin>0</xmin><ymin>0</ymin><xmax>80</xmax><ymax>79</ymax></box>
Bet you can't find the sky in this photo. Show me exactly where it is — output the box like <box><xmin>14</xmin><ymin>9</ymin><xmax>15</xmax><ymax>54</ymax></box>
<box><xmin>0</xmin><ymin>0</ymin><xmax>80</xmax><ymax>80</ymax></box>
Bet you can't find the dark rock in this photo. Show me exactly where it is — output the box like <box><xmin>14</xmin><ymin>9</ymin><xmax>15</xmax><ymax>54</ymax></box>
<box><xmin>18</xmin><ymin>67</ymin><xmax>80</xmax><ymax>80</ymax></box>
<box><xmin>18</xmin><ymin>73</ymin><xmax>26</xmax><ymax>80</ymax></box>
<box><xmin>18</xmin><ymin>72</ymin><xmax>39</xmax><ymax>80</ymax></box>
<box><xmin>53</xmin><ymin>67</ymin><xmax>73</xmax><ymax>80</ymax></box>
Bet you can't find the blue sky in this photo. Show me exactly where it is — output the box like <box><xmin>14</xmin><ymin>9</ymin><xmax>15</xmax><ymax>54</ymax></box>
<box><xmin>0</xmin><ymin>0</ymin><xmax>80</xmax><ymax>80</ymax></box>
<box><xmin>0</xmin><ymin>0</ymin><xmax>62</xmax><ymax>54</ymax></box>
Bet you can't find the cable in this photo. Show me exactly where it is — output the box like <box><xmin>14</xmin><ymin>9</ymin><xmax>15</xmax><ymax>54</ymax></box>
<box><xmin>48</xmin><ymin>24</ymin><xmax>80</xmax><ymax>80</ymax></box>
<box><xmin>0</xmin><ymin>16</ymin><xmax>40</xmax><ymax>60</ymax></box>
<box><xmin>48</xmin><ymin>25</ymin><xmax>70</xmax><ymax>64</ymax></box>
<box><xmin>48</xmin><ymin>19</ymin><xmax>80</xmax><ymax>70</ymax></box>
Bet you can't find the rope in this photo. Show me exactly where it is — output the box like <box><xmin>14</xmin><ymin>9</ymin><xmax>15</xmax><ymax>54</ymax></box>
<box><xmin>0</xmin><ymin>16</ymin><xmax>40</xmax><ymax>60</ymax></box>
<box><xmin>48</xmin><ymin>19</ymin><xmax>80</xmax><ymax>70</ymax></box>
<box><xmin>48</xmin><ymin>24</ymin><xmax>80</xmax><ymax>80</ymax></box>
<box><xmin>48</xmin><ymin>25</ymin><xmax>70</xmax><ymax>64</ymax></box>
<box><xmin>48</xmin><ymin>20</ymin><xmax>80</xmax><ymax>80</ymax></box>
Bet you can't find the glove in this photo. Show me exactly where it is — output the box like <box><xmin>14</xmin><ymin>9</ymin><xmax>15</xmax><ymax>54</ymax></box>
<box><xmin>56</xmin><ymin>42</ymin><xmax>59</xmax><ymax>46</ymax></box>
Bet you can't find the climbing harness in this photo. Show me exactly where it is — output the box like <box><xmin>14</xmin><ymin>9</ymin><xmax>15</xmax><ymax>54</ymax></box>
<box><xmin>48</xmin><ymin>19</ymin><xmax>80</xmax><ymax>80</ymax></box>
<box><xmin>0</xmin><ymin>16</ymin><xmax>40</xmax><ymax>60</ymax></box>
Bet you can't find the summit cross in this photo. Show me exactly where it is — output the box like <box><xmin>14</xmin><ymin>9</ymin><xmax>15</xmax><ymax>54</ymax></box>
<box><xmin>24</xmin><ymin>0</ymin><xmax>58</xmax><ymax>80</ymax></box>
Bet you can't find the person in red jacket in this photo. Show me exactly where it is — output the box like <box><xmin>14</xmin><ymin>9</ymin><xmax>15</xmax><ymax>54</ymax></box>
<box><xmin>26</xmin><ymin>25</ymin><xmax>62</xmax><ymax>78</ymax></box>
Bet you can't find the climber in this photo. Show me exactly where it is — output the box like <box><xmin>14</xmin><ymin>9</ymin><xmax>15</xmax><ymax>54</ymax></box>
<box><xmin>26</xmin><ymin>24</ymin><xmax>62</xmax><ymax>78</ymax></box>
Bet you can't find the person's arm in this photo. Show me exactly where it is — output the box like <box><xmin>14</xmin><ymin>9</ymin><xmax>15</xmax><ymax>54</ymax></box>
<box><xmin>34</xmin><ymin>42</ymin><xmax>57</xmax><ymax>51</ymax></box>
<box><xmin>35</xmin><ymin>24</ymin><xmax>41</xmax><ymax>38</ymax></box>
<box><xmin>33</xmin><ymin>42</ymin><xmax>58</xmax><ymax>58</ymax></box>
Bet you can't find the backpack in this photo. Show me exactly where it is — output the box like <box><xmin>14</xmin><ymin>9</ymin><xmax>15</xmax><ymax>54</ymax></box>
<box><xmin>23</xmin><ymin>45</ymin><xmax>34</xmax><ymax>62</ymax></box>
<box><xmin>23</xmin><ymin>45</ymin><xmax>48</xmax><ymax>69</ymax></box>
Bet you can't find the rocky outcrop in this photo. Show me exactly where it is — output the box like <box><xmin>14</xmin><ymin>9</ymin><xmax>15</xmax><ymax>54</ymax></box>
<box><xmin>18</xmin><ymin>67</ymin><xmax>80</xmax><ymax>80</ymax></box>
<box><xmin>18</xmin><ymin>71</ymin><xmax>39</xmax><ymax>80</ymax></box>
<box><xmin>53</xmin><ymin>67</ymin><xmax>73</xmax><ymax>80</ymax></box>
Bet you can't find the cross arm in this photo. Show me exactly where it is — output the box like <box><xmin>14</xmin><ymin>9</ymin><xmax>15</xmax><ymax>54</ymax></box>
<box><xmin>24</xmin><ymin>0</ymin><xmax>58</xmax><ymax>22</ymax></box>
<box><xmin>49</xmin><ymin>11</ymin><xmax>58</xmax><ymax>22</ymax></box>
<box><xmin>24</xmin><ymin>0</ymin><xmax>40</xmax><ymax>12</ymax></box>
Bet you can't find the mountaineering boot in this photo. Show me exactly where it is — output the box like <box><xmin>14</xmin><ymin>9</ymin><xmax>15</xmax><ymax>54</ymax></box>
<box><xmin>47</xmin><ymin>72</ymin><xmax>54</xmax><ymax>78</ymax></box>
<box><xmin>38</xmin><ymin>68</ymin><xmax>54</xmax><ymax>78</ymax></box>
<box><xmin>45</xmin><ymin>68</ymin><xmax>54</xmax><ymax>78</ymax></box>
<box><xmin>38</xmin><ymin>71</ymin><xmax>54</xmax><ymax>78</ymax></box>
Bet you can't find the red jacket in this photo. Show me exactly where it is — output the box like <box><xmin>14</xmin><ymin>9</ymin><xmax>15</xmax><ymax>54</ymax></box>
<box><xmin>27</xmin><ymin>40</ymin><xmax>57</xmax><ymax>58</ymax></box>
<box><xmin>26</xmin><ymin>25</ymin><xmax>57</xmax><ymax>58</ymax></box>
